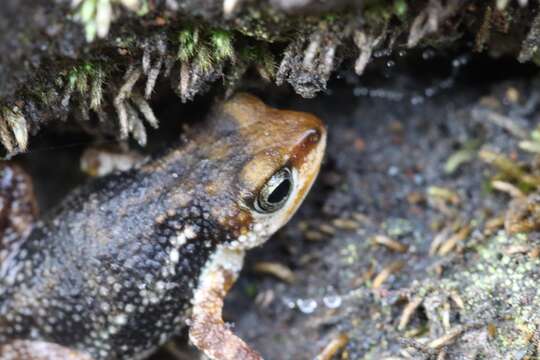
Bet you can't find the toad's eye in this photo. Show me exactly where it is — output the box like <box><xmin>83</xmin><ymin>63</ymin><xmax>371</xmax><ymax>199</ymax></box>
<box><xmin>255</xmin><ymin>167</ymin><xmax>293</xmax><ymax>213</ymax></box>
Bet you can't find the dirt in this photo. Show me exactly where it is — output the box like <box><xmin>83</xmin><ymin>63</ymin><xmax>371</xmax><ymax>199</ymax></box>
<box><xmin>223</xmin><ymin>55</ymin><xmax>540</xmax><ymax>359</ymax></box>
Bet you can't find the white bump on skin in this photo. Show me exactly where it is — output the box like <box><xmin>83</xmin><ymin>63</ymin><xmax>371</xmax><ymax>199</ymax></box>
<box><xmin>149</xmin><ymin>294</ymin><xmax>159</xmax><ymax>304</ymax></box>
<box><xmin>173</xmin><ymin>233</ymin><xmax>186</xmax><ymax>247</ymax></box>
<box><xmin>156</xmin><ymin>281</ymin><xmax>165</xmax><ymax>291</ymax></box>
<box><xmin>183</xmin><ymin>225</ymin><xmax>196</xmax><ymax>239</ymax></box>
<box><xmin>172</xmin><ymin>225</ymin><xmax>197</xmax><ymax>247</ymax></box>
<box><xmin>113</xmin><ymin>314</ymin><xmax>127</xmax><ymax>326</ymax></box>
<box><xmin>169</xmin><ymin>248</ymin><xmax>179</xmax><ymax>264</ymax></box>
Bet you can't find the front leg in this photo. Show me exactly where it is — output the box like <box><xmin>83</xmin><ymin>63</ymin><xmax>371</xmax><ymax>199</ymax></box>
<box><xmin>189</xmin><ymin>247</ymin><xmax>263</xmax><ymax>360</ymax></box>
<box><xmin>0</xmin><ymin>340</ymin><xmax>93</xmax><ymax>360</ymax></box>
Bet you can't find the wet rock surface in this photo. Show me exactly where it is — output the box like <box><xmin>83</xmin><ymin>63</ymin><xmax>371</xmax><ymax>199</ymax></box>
<box><xmin>224</xmin><ymin>59</ymin><xmax>540</xmax><ymax>359</ymax></box>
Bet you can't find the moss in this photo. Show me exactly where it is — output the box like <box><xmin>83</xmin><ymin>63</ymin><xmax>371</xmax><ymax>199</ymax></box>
<box><xmin>196</xmin><ymin>45</ymin><xmax>214</xmax><ymax>73</ymax></box>
<box><xmin>177</xmin><ymin>27</ymin><xmax>199</xmax><ymax>62</ymax></box>
<box><xmin>0</xmin><ymin>19</ymin><xmax>291</xmax><ymax>152</ymax></box>
<box><xmin>393</xmin><ymin>0</ymin><xmax>408</xmax><ymax>19</ymax></box>
<box><xmin>177</xmin><ymin>27</ymin><xmax>235</xmax><ymax>66</ymax></box>
<box><xmin>210</xmin><ymin>30</ymin><xmax>235</xmax><ymax>62</ymax></box>
<box><xmin>238</xmin><ymin>43</ymin><xmax>276</xmax><ymax>79</ymax></box>
<box><xmin>63</xmin><ymin>62</ymin><xmax>107</xmax><ymax>110</ymax></box>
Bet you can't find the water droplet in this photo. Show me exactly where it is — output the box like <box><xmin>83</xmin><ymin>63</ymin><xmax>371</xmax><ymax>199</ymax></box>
<box><xmin>373</xmin><ymin>49</ymin><xmax>392</xmax><ymax>58</ymax></box>
<box><xmin>296</xmin><ymin>298</ymin><xmax>317</xmax><ymax>314</ymax></box>
<box><xmin>411</xmin><ymin>95</ymin><xmax>425</xmax><ymax>105</ymax></box>
<box><xmin>422</xmin><ymin>49</ymin><xmax>435</xmax><ymax>60</ymax></box>
<box><xmin>387</xmin><ymin>166</ymin><xmax>399</xmax><ymax>177</ymax></box>
<box><xmin>323</xmin><ymin>294</ymin><xmax>342</xmax><ymax>309</ymax></box>
<box><xmin>451</xmin><ymin>55</ymin><xmax>469</xmax><ymax>68</ymax></box>
<box><xmin>353</xmin><ymin>87</ymin><xmax>369</xmax><ymax>97</ymax></box>
<box><xmin>424</xmin><ymin>87</ymin><xmax>436</xmax><ymax>97</ymax></box>
<box><xmin>282</xmin><ymin>297</ymin><xmax>296</xmax><ymax>309</ymax></box>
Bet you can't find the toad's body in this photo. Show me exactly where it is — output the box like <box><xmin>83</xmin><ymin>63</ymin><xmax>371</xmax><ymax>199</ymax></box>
<box><xmin>0</xmin><ymin>94</ymin><xmax>326</xmax><ymax>360</ymax></box>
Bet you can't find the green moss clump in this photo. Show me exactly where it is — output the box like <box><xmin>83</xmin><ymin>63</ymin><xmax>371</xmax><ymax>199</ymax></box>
<box><xmin>63</xmin><ymin>62</ymin><xmax>106</xmax><ymax>111</ymax></box>
<box><xmin>210</xmin><ymin>30</ymin><xmax>235</xmax><ymax>62</ymax></box>
<box><xmin>177</xmin><ymin>28</ymin><xmax>199</xmax><ymax>62</ymax></box>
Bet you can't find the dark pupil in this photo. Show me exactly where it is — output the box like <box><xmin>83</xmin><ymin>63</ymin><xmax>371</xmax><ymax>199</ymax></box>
<box><xmin>268</xmin><ymin>179</ymin><xmax>291</xmax><ymax>204</ymax></box>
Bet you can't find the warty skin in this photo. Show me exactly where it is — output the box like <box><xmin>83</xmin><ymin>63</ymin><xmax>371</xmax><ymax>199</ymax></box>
<box><xmin>0</xmin><ymin>93</ymin><xmax>326</xmax><ymax>360</ymax></box>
